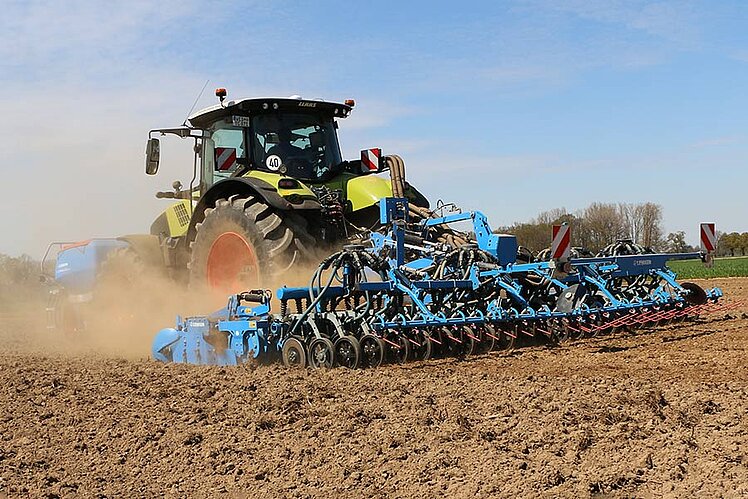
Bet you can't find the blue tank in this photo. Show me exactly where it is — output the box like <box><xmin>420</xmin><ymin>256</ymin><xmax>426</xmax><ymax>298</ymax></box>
<box><xmin>54</xmin><ymin>239</ymin><xmax>129</xmax><ymax>294</ymax></box>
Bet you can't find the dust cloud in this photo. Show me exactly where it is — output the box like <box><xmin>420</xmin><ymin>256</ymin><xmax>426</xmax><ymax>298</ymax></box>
<box><xmin>1</xmin><ymin>252</ymin><xmax>328</xmax><ymax>361</ymax></box>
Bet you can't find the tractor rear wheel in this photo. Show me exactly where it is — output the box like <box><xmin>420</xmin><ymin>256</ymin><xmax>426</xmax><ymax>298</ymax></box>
<box><xmin>189</xmin><ymin>195</ymin><xmax>315</xmax><ymax>293</ymax></box>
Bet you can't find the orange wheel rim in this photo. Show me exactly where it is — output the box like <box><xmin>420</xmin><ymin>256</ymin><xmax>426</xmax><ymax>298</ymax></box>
<box><xmin>206</xmin><ymin>232</ymin><xmax>259</xmax><ymax>292</ymax></box>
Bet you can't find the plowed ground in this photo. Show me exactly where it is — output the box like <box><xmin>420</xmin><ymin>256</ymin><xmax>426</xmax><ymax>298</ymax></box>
<box><xmin>1</xmin><ymin>278</ymin><xmax>747</xmax><ymax>498</ymax></box>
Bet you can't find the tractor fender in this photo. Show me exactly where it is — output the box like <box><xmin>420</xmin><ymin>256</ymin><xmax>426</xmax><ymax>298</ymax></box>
<box><xmin>116</xmin><ymin>234</ymin><xmax>164</xmax><ymax>268</ymax></box>
<box><xmin>187</xmin><ymin>177</ymin><xmax>321</xmax><ymax>241</ymax></box>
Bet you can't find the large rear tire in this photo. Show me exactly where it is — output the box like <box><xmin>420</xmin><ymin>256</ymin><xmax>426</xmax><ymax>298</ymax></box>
<box><xmin>188</xmin><ymin>195</ymin><xmax>315</xmax><ymax>293</ymax></box>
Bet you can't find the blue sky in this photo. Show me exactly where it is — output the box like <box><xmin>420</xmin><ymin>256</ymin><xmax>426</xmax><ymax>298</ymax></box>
<box><xmin>1</xmin><ymin>0</ymin><xmax>747</xmax><ymax>256</ymax></box>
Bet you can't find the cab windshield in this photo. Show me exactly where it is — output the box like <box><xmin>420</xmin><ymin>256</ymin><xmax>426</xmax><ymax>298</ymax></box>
<box><xmin>251</xmin><ymin>113</ymin><xmax>342</xmax><ymax>181</ymax></box>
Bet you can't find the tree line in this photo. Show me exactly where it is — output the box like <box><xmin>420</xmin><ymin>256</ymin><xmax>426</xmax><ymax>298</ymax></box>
<box><xmin>496</xmin><ymin>202</ymin><xmax>694</xmax><ymax>254</ymax></box>
<box><xmin>716</xmin><ymin>232</ymin><xmax>748</xmax><ymax>257</ymax></box>
<box><xmin>0</xmin><ymin>253</ymin><xmax>44</xmax><ymax>309</ymax></box>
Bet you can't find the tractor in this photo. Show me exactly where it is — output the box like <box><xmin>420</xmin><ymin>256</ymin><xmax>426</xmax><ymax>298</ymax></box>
<box><xmin>44</xmin><ymin>89</ymin><xmax>429</xmax><ymax>331</ymax></box>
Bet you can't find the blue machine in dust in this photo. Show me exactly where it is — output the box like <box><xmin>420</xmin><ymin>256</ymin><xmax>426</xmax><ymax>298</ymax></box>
<box><xmin>151</xmin><ymin>198</ymin><xmax>722</xmax><ymax>369</ymax></box>
<box><xmin>42</xmin><ymin>239</ymin><xmax>131</xmax><ymax>332</ymax></box>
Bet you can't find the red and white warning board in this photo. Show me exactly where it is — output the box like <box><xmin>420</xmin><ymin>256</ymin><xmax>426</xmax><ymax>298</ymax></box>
<box><xmin>551</xmin><ymin>223</ymin><xmax>571</xmax><ymax>261</ymax></box>
<box><xmin>361</xmin><ymin>148</ymin><xmax>381</xmax><ymax>172</ymax></box>
<box><xmin>215</xmin><ymin>147</ymin><xmax>237</xmax><ymax>171</ymax></box>
<box><xmin>700</xmin><ymin>223</ymin><xmax>717</xmax><ymax>254</ymax></box>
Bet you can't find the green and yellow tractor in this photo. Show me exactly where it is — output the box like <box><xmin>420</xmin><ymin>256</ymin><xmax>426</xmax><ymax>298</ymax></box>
<box><xmin>45</xmin><ymin>89</ymin><xmax>429</xmax><ymax>318</ymax></box>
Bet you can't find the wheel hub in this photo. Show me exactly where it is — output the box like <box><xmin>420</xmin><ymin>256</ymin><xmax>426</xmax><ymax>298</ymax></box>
<box><xmin>206</xmin><ymin>232</ymin><xmax>260</xmax><ymax>292</ymax></box>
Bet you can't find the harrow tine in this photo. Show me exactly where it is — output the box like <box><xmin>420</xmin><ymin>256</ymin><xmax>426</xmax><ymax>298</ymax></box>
<box><xmin>465</xmin><ymin>330</ymin><xmax>480</xmax><ymax>342</ymax></box>
<box><xmin>565</xmin><ymin>323</ymin><xmax>582</xmax><ymax>334</ymax></box>
<box><xmin>535</xmin><ymin>325</ymin><xmax>552</xmax><ymax>337</ymax></box>
<box><xmin>380</xmin><ymin>335</ymin><xmax>402</xmax><ymax>349</ymax></box>
<box><xmin>576</xmin><ymin>322</ymin><xmax>593</xmax><ymax>334</ymax></box>
<box><xmin>712</xmin><ymin>301</ymin><xmax>741</xmax><ymax>313</ymax></box>
<box><xmin>445</xmin><ymin>332</ymin><xmax>462</xmax><ymax>344</ymax></box>
<box><xmin>726</xmin><ymin>300</ymin><xmax>746</xmax><ymax>311</ymax></box>
<box><xmin>632</xmin><ymin>308</ymin><xmax>669</xmax><ymax>325</ymax></box>
<box><xmin>519</xmin><ymin>325</ymin><xmax>535</xmax><ymax>337</ymax></box>
<box><xmin>666</xmin><ymin>305</ymin><xmax>699</xmax><ymax>322</ymax></box>
<box><xmin>483</xmin><ymin>328</ymin><xmax>500</xmax><ymax>341</ymax></box>
<box><xmin>502</xmin><ymin>326</ymin><xmax>517</xmax><ymax>339</ymax></box>
<box><xmin>702</xmin><ymin>301</ymin><xmax>730</xmax><ymax>314</ymax></box>
<box><xmin>590</xmin><ymin>312</ymin><xmax>630</xmax><ymax>332</ymax></box>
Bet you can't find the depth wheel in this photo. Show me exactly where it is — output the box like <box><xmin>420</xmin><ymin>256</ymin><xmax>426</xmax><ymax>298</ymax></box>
<box><xmin>551</xmin><ymin>319</ymin><xmax>571</xmax><ymax>343</ymax></box>
<box><xmin>410</xmin><ymin>329</ymin><xmax>432</xmax><ymax>361</ymax></box>
<box><xmin>428</xmin><ymin>327</ymin><xmax>446</xmax><ymax>358</ymax></box>
<box><xmin>334</xmin><ymin>336</ymin><xmax>361</xmax><ymax>369</ymax></box>
<box><xmin>384</xmin><ymin>330</ymin><xmax>410</xmax><ymax>364</ymax></box>
<box><xmin>281</xmin><ymin>336</ymin><xmax>307</xmax><ymax>368</ymax></box>
<box><xmin>308</xmin><ymin>337</ymin><xmax>334</xmax><ymax>369</ymax></box>
<box><xmin>360</xmin><ymin>334</ymin><xmax>385</xmax><ymax>368</ymax></box>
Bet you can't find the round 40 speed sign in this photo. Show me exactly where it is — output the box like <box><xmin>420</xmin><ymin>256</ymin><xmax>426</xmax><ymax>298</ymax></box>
<box><xmin>265</xmin><ymin>155</ymin><xmax>282</xmax><ymax>171</ymax></box>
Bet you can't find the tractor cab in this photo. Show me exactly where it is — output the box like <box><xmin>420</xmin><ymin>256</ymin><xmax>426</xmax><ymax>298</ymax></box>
<box><xmin>145</xmin><ymin>92</ymin><xmax>394</xmax><ymax>205</ymax></box>
<box><xmin>145</xmin><ymin>92</ymin><xmax>403</xmax><ymax>237</ymax></box>
<box><xmin>188</xmin><ymin>95</ymin><xmax>356</xmax><ymax>188</ymax></box>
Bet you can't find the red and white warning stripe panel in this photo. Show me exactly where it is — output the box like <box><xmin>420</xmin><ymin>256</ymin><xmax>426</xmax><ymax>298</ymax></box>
<box><xmin>700</xmin><ymin>223</ymin><xmax>717</xmax><ymax>254</ymax></box>
<box><xmin>361</xmin><ymin>148</ymin><xmax>381</xmax><ymax>172</ymax></box>
<box><xmin>215</xmin><ymin>147</ymin><xmax>237</xmax><ymax>171</ymax></box>
<box><xmin>551</xmin><ymin>223</ymin><xmax>571</xmax><ymax>260</ymax></box>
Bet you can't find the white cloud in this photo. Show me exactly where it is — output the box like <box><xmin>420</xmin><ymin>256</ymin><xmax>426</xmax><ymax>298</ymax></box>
<box><xmin>690</xmin><ymin>135</ymin><xmax>744</xmax><ymax>148</ymax></box>
<box><xmin>531</xmin><ymin>0</ymin><xmax>702</xmax><ymax>45</ymax></box>
<box><xmin>0</xmin><ymin>1</ymin><xmax>200</xmax><ymax>79</ymax></box>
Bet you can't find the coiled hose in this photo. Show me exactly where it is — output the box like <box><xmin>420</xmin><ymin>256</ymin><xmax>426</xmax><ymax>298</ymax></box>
<box><xmin>386</xmin><ymin>155</ymin><xmax>469</xmax><ymax>249</ymax></box>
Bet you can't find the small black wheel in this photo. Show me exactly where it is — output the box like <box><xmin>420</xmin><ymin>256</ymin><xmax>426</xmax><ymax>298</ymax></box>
<box><xmin>334</xmin><ymin>336</ymin><xmax>361</xmax><ymax>369</ymax></box>
<box><xmin>384</xmin><ymin>330</ymin><xmax>410</xmax><ymax>364</ymax></box>
<box><xmin>589</xmin><ymin>312</ymin><xmax>610</xmax><ymax>336</ymax></box>
<box><xmin>360</xmin><ymin>334</ymin><xmax>385</xmax><ymax>368</ymax></box>
<box><xmin>308</xmin><ymin>337</ymin><xmax>334</xmax><ymax>369</ymax></box>
<box><xmin>410</xmin><ymin>329</ymin><xmax>432</xmax><ymax>361</ymax></box>
<box><xmin>591</xmin><ymin>313</ymin><xmax>614</xmax><ymax>336</ymax></box>
<box><xmin>281</xmin><ymin>336</ymin><xmax>307</xmax><ymax>368</ymax></box>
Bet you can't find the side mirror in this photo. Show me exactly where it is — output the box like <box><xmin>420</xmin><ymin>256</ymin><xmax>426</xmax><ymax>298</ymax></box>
<box><xmin>145</xmin><ymin>138</ymin><xmax>160</xmax><ymax>175</ymax></box>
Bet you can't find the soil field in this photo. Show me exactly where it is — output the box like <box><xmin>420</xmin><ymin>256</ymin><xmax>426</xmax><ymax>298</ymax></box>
<box><xmin>1</xmin><ymin>278</ymin><xmax>747</xmax><ymax>498</ymax></box>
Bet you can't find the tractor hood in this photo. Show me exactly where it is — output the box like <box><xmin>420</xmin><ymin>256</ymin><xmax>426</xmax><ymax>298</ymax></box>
<box><xmin>325</xmin><ymin>173</ymin><xmax>393</xmax><ymax>212</ymax></box>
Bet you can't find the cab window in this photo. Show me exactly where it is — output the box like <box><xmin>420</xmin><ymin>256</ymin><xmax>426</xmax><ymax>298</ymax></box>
<box><xmin>251</xmin><ymin>113</ymin><xmax>342</xmax><ymax>181</ymax></box>
<box><xmin>211</xmin><ymin>127</ymin><xmax>246</xmax><ymax>177</ymax></box>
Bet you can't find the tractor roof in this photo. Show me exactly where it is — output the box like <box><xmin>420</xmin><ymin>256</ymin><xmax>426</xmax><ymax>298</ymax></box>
<box><xmin>188</xmin><ymin>96</ymin><xmax>353</xmax><ymax>129</ymax></box>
